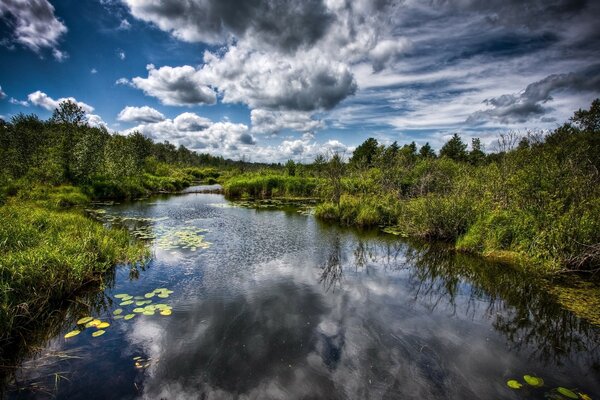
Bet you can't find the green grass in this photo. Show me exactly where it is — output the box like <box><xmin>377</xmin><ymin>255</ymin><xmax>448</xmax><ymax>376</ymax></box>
<box><xmin>223</xmin><ymin>174</ymin><xmax>320</xmax><ymax>199</ymax></box>
<box><xmin>0</xmin><ymin>194</ymin><xmax>148</xmax><ymax>340</ymax></box>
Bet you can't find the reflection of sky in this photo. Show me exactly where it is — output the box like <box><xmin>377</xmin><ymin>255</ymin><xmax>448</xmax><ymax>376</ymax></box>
<box><xmin>8</xmin><ymin>193</ymin><xmax>600</xmax><ymax>399</ymax></box>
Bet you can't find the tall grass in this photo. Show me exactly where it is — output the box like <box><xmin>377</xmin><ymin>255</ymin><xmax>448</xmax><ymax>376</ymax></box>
<box><xmin>223</xmin><ymin>174</ymin><xmax>320</xmax><ymax>198</ymax></box>
<box><xmin>0</xmin><ymin>195</ymin><xmax>147</xmax><ymax>341</ymax></box>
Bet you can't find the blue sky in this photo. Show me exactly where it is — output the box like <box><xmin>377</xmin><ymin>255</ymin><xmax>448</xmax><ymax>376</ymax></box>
<box><xmin>1</xmin><ymin>0</ymin><xmax>599</xmax><ymax>162</ymax></box>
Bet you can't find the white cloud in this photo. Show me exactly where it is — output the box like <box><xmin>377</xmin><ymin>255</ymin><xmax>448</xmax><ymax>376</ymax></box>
<box><xmin>118</xmin><ymin>19</ymin><xmax>131</xmax><ymax>30</ymax></box>
<box><xmin>131</xmin><ymin>64</ymin><xmax>216</xmax><ymax>106</ymax></box>
<box><xmin>117</xmin><ymin>105</ymin><xmax>165</xmax><ymax>123</ymax></box>
<box><xmin>86</xmin><ymin>114</ymin><xmax>108</xmax><ymax>128</ymax></box>
<box><xmin>250</xmin><ymin>109</ymin><xmax>324</xmax><ymax>134</ymax></box>
<box><xmin>91</xmin><ymin>68</ymin><xmax>98</xmax><ymax>74</ymax></box>
<box><xmin>9</xmin><ymin>97</ymin><xmax>28</xmax><ymax>106</ymax></box>
<box><xmin>124</xmin><ymin>112</ymin><xmax>255</xmax><ymax>156</ymax></box>
<box><xmin>27</xmin><ymin>90</ymin><xmax>94</xmax><ymax>113</ymax></box>
<box><xmin>199</xmin><ymin>45</ymin><xmax>356</xmax><ymax>111</ymax></box>
<box><xmin>115</xmin><ymin>77</ymin><xmax>131</xmax><ymax>86</ymax></box>
<box><xmin>0</xmin><ymin>0</ymin><xmax>67</xmax><ymax>59</ymax></box>
<box><xmin>118</xmin><ymin>50</ymin><xmax>126</xmax><ymax>60</ymax></box>
<box><xmin>0</xmin><ymin>85</ymin><xmax>5</xmax><ymax>99</ymax></box>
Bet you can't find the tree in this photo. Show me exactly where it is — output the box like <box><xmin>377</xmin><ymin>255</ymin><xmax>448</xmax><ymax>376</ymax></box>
<box><xmin>50</xmin><ymin>100</ymin><xmax>86</xmax><ymax>125</ymax></box>
<box><xmin>285</xmin><ymin>159</ymin><xmax>296</xmax><ymax>176</ymax></box>
<box><xmin>440</xmin><ymin>134</ymin><xmax>467</xmax><ymax>162</ymax></box>
<box><xmin>572</xmin><ymin>98</ymin><xmax>600</xmax><ymax>132</ymax></box>
<box><xmin>349</xmin><ymin>138</ymin><xmax>378</xmax><ymax>169</ymax></box>
<box><xmin>324</xmin><ymin>152</ymin><xmax>345</xmax><ymax>205</ymax></box>
<box><xmin>468</xmin><ymin>138</ymin><xmax>486</xmax><ymax>165</ymax></box>
<box><xmin>419</xmin><ymin>142</ymin><xmax>436</xmax><ymax>158</ymax></box>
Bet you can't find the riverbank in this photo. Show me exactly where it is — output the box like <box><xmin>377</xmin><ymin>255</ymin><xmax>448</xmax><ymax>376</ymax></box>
<box><xmin>0</xmin><ymin>186</ymin><xmax>149</xmax><ymax>344</ymax></box>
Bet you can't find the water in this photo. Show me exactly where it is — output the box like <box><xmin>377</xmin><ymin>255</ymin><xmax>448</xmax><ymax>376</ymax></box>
<box><xmin>2</xmin><ymin>192</ymin><xmax>599</xmax><ymax>399</ymax></box>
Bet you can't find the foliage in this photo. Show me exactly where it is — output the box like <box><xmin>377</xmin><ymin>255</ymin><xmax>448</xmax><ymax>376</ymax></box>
<box><xmin>0</xmin><ymin>195</ymin><xmax>147</xmax><ymax>340</ymax></box>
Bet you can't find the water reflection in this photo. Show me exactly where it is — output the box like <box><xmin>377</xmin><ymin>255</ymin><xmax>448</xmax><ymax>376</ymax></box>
<box><xmin>2</xmin><ymin>194</ymin><xmax>599</xmax><ymax>399</ymax></box>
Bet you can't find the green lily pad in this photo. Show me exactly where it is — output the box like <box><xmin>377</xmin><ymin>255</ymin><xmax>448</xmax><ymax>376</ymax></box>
<box><xmin>133</xmin><ymin>307</ymin><xmax>145</xmax><ymax>313</ymax></box>
<box><xmin>114</xmin><ymin>315</ymin><xmax>124</xmax><ymax>320</ymax></box>
<box><xmin>160</xmin><ymin>309</ymin><xmax>172</xmax><ymax>316</ymax></box>
<box><xmin>64</xmin><ymin>330</ymin><xmax>80</xmax><ymax>339</ymax></box>
<box><xmin>113</xmin><ymin>308</ymin><xmax>123</xmax><ymax>315</ymax></box>
<box><xmin>85</xmin><ymin>319</ymin><xmax>102</xmax><ymax>328</ymax></box>
<box><xmin>144</xmin><ymin>293</ymin><xmax>155</xmax><ymax>299</ymax></box>
<box><xmin>557</xmin><ymin>388</ymin><xmax>578</xmax><ymax>399</ymax></box>
<box><xmin>97</xmin><ymin>322</ymin><xmax>110</xmax><ymax>329</ymax></box>
<box><xmin>143</xmin><ymin>310</ymin><xmax>155</xmax><ymax>316</ymax></box>
<box><xmin>114</xmin><ymin>294</ymin><xmax>129</xmax><ymax>299</ymax></box>
<box><xmin>135</xmin><ymin>301</ymin><xmax>147</xmax><ymax>306</ymax></box>
<box><xmin>157</xmin><ymin>293</ymin><xmax>169</xmax><ymax>298</ymax></box>
<box><xmin>92</xmin><ymin>330</ymin><xmax>106</xmax><ymax>337</ymax></box>
<box><xmin>76</xmin><ymin>316</ymin><xmax>94</xmax><ymax>325</ymax></box>
<box><xmin>124</xmin><ymin>314</ymin><xmax>135</xmax><ymax>320</ymax></box>
<box><xmin>507</xmin><ymin>380</ymin><xmax>523</xmax><ymax>389</ymax></box>
<box><xmin>523</xmin><ymin>375</ymin><xmax>544</xmax><ymax>387</ymax></box>
<box><xmin>120</xmin><ymin>300</ymin><xmax>134</xmax><ymax>306</ymax></box>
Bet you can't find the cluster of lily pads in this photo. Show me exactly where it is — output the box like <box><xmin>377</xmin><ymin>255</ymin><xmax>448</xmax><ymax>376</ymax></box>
<box><xmin>154</xmin><ymin>226</ymin><xmax>210</xmax><ymax>252</ymax></box>
<box><xmin>113</xmin><ymin>288</ymin><xmax>175</xmax><ymax>318</ymax></box>
<box><xmin>63</xmin><ymin>288</ymin><xmax>175</xmax><ymax>340</ymax></box>
<box><xmin>506</xmin><ymin>375</ymin><xmax>592</xmax><ymax>400</ymax></box>
<box><xmin>63</xmin><ymin>317</ymin><xmax>111</xmax><ymax>339</ymax></box>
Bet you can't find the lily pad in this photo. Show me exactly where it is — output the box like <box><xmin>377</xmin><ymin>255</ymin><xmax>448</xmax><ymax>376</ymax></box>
<box><xmin>557</xmin><ymin>388</ymin><xmax>578</xmax><ymax>399</ymax></box>
<box><xmin>97</xmin><ymin>322</ymin><xmax>110</xmax><ymax>329</ymax></box>
<box><xmin>135</xmin><ymin>301</ymin><xmax>147</xmax><ymax>306</ymax></box>
<box><xmin>124</xmin><ymin>314</ymin><xmax>135</xmax><ymax>320</ymax></box>
<box><xmin>64</xmin><ymin>330</ymin><xmax>81</xmax><ymax>339</ymax></box>
<box><xmin>160</xmin><ymin>309</ymin><xmax>172</xmax><ymax>316</ymax></box>
<box><xmin>76</xmin><ymin>316</ymin><xmax>94</xmax><ymax>325</ymax></box>
<box><xmin>157</xmin><ymin>293</ymin><xmax>169</xmax><ymax>298</ymax></box>
<box><xmin>120</xmin><ymin>300</ymin><xmax>134</xmax><ymax>306</ymax></box>
<box><xmin>507</xmin><ymin>380</ymin><xmax>523</xmax><ymax>389</ymax></box>
<box><xmin>144</xmin><ymin>293</ymin><xmax>155</xmax><ymax>299</ymax></box>
<box><xmin>85</xmin><ymin>319</ymin><xmax>102</xmax><ymax>328</ymax></box>
<box><xmin>143</xmin><ymin>310</ymin><xmax>155</xmax><ymax>316</ymax></box>
<box><xmin>133</xmin><ymin>307</ymin><xmax>145</xmax><ymax>313</ymax></box>
<box><xmin>113</xmin><ymin>308</ymin><xmax>123</xmax><ymax>315</ymax></box>
<box><xmin>523</xmin><ymin>375</ymin><xmax>544</xmax><ymax>387</ymax></box>
<box><xmin>114</xmin><ymin>294</ymin><xmax>129</xmax><ymax>299</ymax></box>
<box><xmin>92</xmin><ymin>330</ymin><xmax>106</xmax><ymax>337</ymax></box>
<box><xmin>114</xmin><ymin>315</ymin><xmax>124</xmax><ymax>320</ymax></box>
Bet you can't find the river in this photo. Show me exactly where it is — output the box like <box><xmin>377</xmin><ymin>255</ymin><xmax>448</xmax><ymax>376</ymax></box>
<box><xmin>3</xmin><ymin>189</ymin><xmax>599</xmax><ymax>399</ymax></box>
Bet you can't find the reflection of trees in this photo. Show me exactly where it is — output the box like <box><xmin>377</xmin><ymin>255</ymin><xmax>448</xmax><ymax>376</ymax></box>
<box><xmin>320</xmin><ymin>235</ymin><xmax>343</xmax><ymax>292</ymax></box>
<box><xmin>398</xmin><ymin>242</ymin><xmax>600</xmax><ymax>364</ymax></box>
<box><xmin>320</xmin><ymin>231</ymin><xmax>600</xmax><ymax>365</ymax></box>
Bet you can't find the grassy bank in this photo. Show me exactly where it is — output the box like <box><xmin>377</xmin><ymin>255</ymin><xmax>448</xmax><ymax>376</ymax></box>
<box><xmin>0</xmin><ymin>188</ymin><xmax>148</xmax><ymax>343</ymax></box>
<box><xmin>223</xmin><ymin>173</ymin><xmax>320</xmax><ymax>199</ymax></box>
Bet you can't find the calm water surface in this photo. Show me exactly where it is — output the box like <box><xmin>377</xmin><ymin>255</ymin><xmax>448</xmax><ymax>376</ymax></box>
<box><xmin>3</xmin><ymin>192</ymin><xmax>600</xmax><ymax>399</ymax></box>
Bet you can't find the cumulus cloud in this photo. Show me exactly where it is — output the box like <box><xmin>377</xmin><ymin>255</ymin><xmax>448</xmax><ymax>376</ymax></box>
<box><xmin>118</xmin><ymin>19</ymin><xmax>131</xmax><ymax>30</ymax></box>
<box><xmin>123</xmin><ymin>0</ymin><xmax>333</xmax><ymax>52</ymax></box>
<box><xmin>251</xmin><ymin>109</ymin><xmax>324</xmax><ymax>134</ymax></box>
<box><xmin>86</xmin><ymin>114</ymin><xmax>108</xmax><ymax>128</ymax></box>
<box><xmin>9</xmin><ymin>97</ymin><xmax>28</xmax><ymax>106</ymax></box>
<box><xmin>117</xmin><ymin>105</ymin><xmax>165</xmax><ymax>123</ymax></box>
<box><xmin>0</xmin><ymin>0</ymin><xmax>67</xmax><ymax>60</ymax></box>
<box><xmin>200</xmin><ymin>45</ymin><xmax>356</xmax><ymax>111</ymax></box>
<box><xmin>131</xmin><ymin>64</ymin><xmax>216</xmax><ymax>106</ymax></box>
<box><xmin>0</xmin><ymin>85</ymin><xmax>5</xmax><ymax>99</ymax></box>
<box><xmin>27</xmin><ymin>90</ymin><xmax>94</xmax><ymax>113</ymax></box>
<box><xmin>125</xmin><ymin>112</ymin><xmax>255</xmax><ymax>155</ymax></box>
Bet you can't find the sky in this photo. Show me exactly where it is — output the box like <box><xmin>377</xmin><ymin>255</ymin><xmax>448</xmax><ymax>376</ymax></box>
<box><xmin>0</xmin><ymin>0</ymin><xmax>599</xmax><ymax>163</ymax></box>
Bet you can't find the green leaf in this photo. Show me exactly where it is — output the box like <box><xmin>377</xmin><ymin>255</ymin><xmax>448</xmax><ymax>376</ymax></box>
<box><xmin>557</xmin><ymin>388</ymin><xmax>578</xmax><ymax>399</ymax></box>
<box><xmin>124</xmin><ymin>314</ymin><xmax>135</xmax><ymax>320</ymax></box>
<box><xmin>114</xmin><ymin>294</ymin><xmax>129</xmax><ymax>299</ymax></box>
<box><xmin>92</xmin><ymin>330</ymin><xmax>106</xmax><ymax>337</ymax></box>
<box><xmin>523</xmin><ymin>375</ymin><xmax>544</xmax><ymax>387</ymax></box>
<box><xmin>64</xmin><ymin>330</ymin><xmax>80</xmax><ymax>339</ymax></box>
<box><xmin>76</xmin><ymin>316</ymin><xmax>94</xmax><ymax>325</ymax></box>
<box><xmin>113</xmin><ymin>308</ymin><xmax>123</xmax><ymax>315</ymax></box>
<box><xmin>120</xmin><ymin>300</ymin><xmax>134</xmax><ymax>306</ymax></box>
<box><xmin>507</xmin><ymin>380</ymin><xmax>523</xmax><ymax>389</ymax></box>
